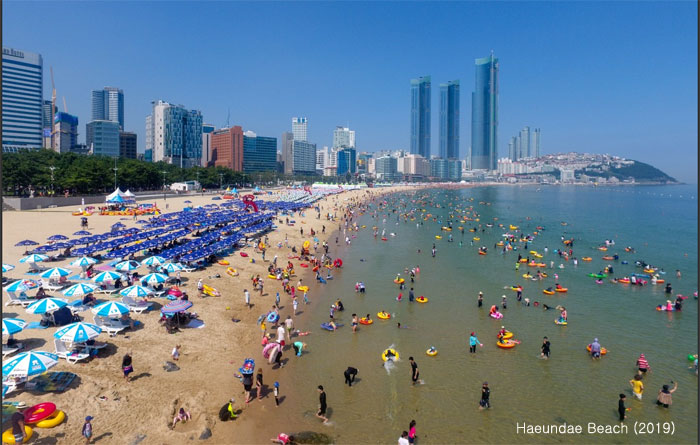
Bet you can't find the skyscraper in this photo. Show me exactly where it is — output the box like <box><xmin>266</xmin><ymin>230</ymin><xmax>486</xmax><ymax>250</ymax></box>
<box><xmin>86</xmin><ymin>120</ymin><xmax>119</xmax><ymax>157</ymax></box>
<box><xmin>508</xmin><ymin>136</ymin><xmax>517</xmax><ymax>161</ymax></box>
<box><xmin>42</xmin><ymin>100</ymin><xmax>55</xmax><ymax>149</ymax></box>
<box><xmin>439</xmin><ymin>80</ymin><xmax>460</xmax><ymax>159</ymax></box>
<box><xmin>119</xmin><ymin>131</ymin><xmax>137</xmax><ymax>159</ymax></box>
<box><xmin>2</xmin><ymin>47</ymin><xmax>43</xmax><ymax>151</ymax></box>
<box><xmin>92</xmin><ymin>87</ymin><xmax>124</xmax><ymax>129</ymax></box>
<box><xmin>292</xmin><ymin>117</ymin><xmax>307</xmax><ymax>141</ymax></box>
<box><xmin>291</xmin><ymin>140</ymin><xmax>317</xmax><ymax>175</ymax></box>
<box><xmin>211</xmin><ymin>126</ymin><xmax>243</xmax><ymax>171</ymax></box>
<box><xmin>410</xmin><ymin>76</ymin><xmax>431</xmax><ymax>158</ymax></box>
<box><xmin>146</xmin><ymin>100</ymin><xmax>203</xmax><ymax>168</ymax></box>
<box><xmin>532</xmin><ymin>128</ymin><xmax>541</xmax><ymax>158</ymax></box>
<box><xmin>53</xmin><ymin>112</ymin><xmax>79</xmax><ymax>153</ymax></box>
<box><xmin>519</xmin><ymin>126</ymin><xmax>530</xmax><ymax>159</ymax></box>
<box><xmin>471</xmin><ymin>53</ymin><xmax>498</xmax><ymax>170</ymax></box>
<box><xmin>281</xmin><ymin>131</ymin><xmax>294</xmax><ymax>174</ymax></box>
<box><xmin>201</xmin><ymin>123</ymin><xmax>215</xmax><ymax>167</ymax></box>
<box><xmin>243</xmin><ymin>132</ymin><xmax>277</xmax><ymax>173</ymax></box>
<box><xmin>333</xmin><ymin>126</ymin><xmax>355</xmax><ymax>149</ymax></box>
<box><xmin>336</xmin><ymin>147</ymin><xmax>357</xmax><ymax>176</ymax></box>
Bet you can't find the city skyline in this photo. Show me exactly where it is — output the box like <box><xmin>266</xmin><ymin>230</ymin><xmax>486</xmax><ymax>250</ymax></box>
<box><xmin>3</xmin><ymin>2</ymin><xmax>697</xmax><ymax>182</ymax></box>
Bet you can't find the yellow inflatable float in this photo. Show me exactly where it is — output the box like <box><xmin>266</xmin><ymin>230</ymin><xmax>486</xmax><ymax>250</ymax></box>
<box><xmin>3</xmin><ymin>426</ymin><xmax>32</xmax><ymax>444</ymax></box>
<box><xmin>426</xmin><ymin>348</ymin><xmax>438</xmax><ymax>356</ymax></box>
<box><xmin>35</xmin><ymin>410</ymin><xmax>65</xmax><ymax>428</ymax></box>
<box><xmin>382</xmin><ymin>348</ymin><xmax>399</xmax><ymax>361</ymax></box>
<box><xmin>377</xmin><ymin>311</ymin><xmax>391</xmax><ymax>320</ymax></box>
<box><xmin>297</xmin><ymin>285</ymin><xmax>309</xmax><ymax>292</ymax></box>
<box><xmin>202</xmin><ymin>284</ymin><xmax>220</xmax><ymax>297</ymax></box>
<box><xmin>416</xmin><ymin>296</ymin><xmax>428</xmax><ymax>303</ymax></box>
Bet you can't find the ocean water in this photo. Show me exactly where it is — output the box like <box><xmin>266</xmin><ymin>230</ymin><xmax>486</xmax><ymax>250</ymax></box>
<box><xmin>283</xmin><ymin>184</ymin><xmax>698</xmax><ymax>444</ymax></box>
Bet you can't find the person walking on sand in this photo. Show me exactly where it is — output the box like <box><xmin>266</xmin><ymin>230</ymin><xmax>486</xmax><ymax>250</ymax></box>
<box><xmin>273</xmin><ymin>382</ymin><xmax>280</xmax><ymax>406</ymax></box>
<box><xmin>122</xmin><ymin>352</ymin><xmax>133</xmax><ymax>382</ymax></box>
<box><xmin>244</xmin><ymin>289</ymin><xmax>251</xmax><ymax>308</ymax></box>
<box><xmin>82</xmin><ymin>416</ymin><xmax>93</xmax><ymax>444</ymax></box>
<box><xmin>172</xmin><ymin>345</ymin><xmax>181</xmax><ymax>361</ymax></box>
<box><xmin>197</xmin><ymin>278</ymin><xmax>204</xmax><ymax>297</ymax></box>
<box><xmin>292</xmin><ymin>296</ymin><xmax>299</xmax><ymax>315</ymax></box>
<box><xmin>316</xmin><ymin>385</ymin><xmax>329</xmax><ymax>423</ymax></box>
<box><xmin>284</xmin><ymin>316</ymin><xmax>294</xmax><ymax>343</ymax></box>
<box><xmin>256</xmin><ymin>368</ymin><xmax>264</xmax><ymax>400</ymax></box>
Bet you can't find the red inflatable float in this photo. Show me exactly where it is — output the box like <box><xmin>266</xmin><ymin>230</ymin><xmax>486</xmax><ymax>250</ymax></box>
<box><xmin>333</xmin><ymin>259</ymin><xmax>343</xmax><ymax>268</ymax></box>
<box><xmin>24</xmin><ymin>402</ymin><xmax>56</xmax><ymax>423</ymax></box>
<box><xmin>300</xmin><ymin>263</ymin><xmax>309</xmax><ymax>268</ymax></box>
<box><xmin>240</xmin><ymin>252</ymin><xmax>248</xmax><ymax>257</ymax></box>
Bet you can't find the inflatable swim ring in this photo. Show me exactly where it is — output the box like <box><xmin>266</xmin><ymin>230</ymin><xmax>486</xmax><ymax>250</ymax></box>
<box><xmin>359</xmin><ymin>317</ymin><xmax>373</xmax><ymax>325</ymax></box>
<box><xmin>218</xmin><ymin>260</ymin><xmax>230</xmax><ymax>266</ymax></box>
<box><xmin>267</xmin><ymin>274</ymin><xmax>276</xmax><ymax>279</ymax></box>
<box><xmin>377</xmin><ymin>312</ymin><xmax>391</xmax><ymax>320</ymax></box>
<box><xmin>490</xmin><ymin>312</ymin><xmax>503</xmax><ymax>319</ymax></box>
<box><xmin>655</xmin><ymin>279</ymin><xmax>665</xmax><ymax>284</ymax></box>
<box><xmin>497</xmin><ymin>331</ymin><xmax>514</xmax><ymax>340</ymax></box>
<box><xmin>226</xmin><ymin>268</ymin><xmax>238</xmax><ymax>277</ymax></box>
<box><xmin>381</xmin><ymin>237</ymin><xmax>388</xmax><ymax>241</ymax></box>
<box><xmin>297</xmin><ymin>285</ymin><xmax>309</xmax><ymax>292</ymax></box>
<box><xmin>2</xmin><ymin>426</ymin><xmax>32</xmax><ymax>444</ymax></box>
<box><xmin>656</xmin><ymin>305</ymin><xmax>675</xmax><ymax>312</ymax></box>
<box><xmin>312</xmin><ymin>266</ymin><xmax>319</xmax><ymax>272</ymax></box>
<box><xmin>393</xmin><ymin>278</ymin><xmax>405</xmax><ymax>284</ymax></box>
<box><xmin>303</xmin><ymin>241</ymin><xmax>310</xmax><ymax>250</ymax></box>
<box><xmin>426</xmin><ymin>348</ymin><xmax>438</xmax><ymax>356</ymax></box>
<box><xmin>554</xmin><ymin>319</ymin><xmax>568</xmax><ymax>325</ymax></box>
<box><xmin>24</xmin><ymin>402</ymin><xmax>56</xmax><ymax>423</ymax></box>
<box><xmin>543</xmin><ymin>289</ymin><xmax>555</xmax><ymax>295</ymax></box>
<box><xmin>416</xmin><ymin>296</ymin><xmax>428</xmax><ymax>303</ymax></box>
<box><xmin>497</xmin><ymin>340</ymin><xmax>516</xmax><ymax>349</ymax></box>
<box><xmin>300</xmin><ymin>263</ymin><xmax>309</xmax><ymax>268</ymax></box>
<box><xmin>435</xmin><ymin>236</ymin><xmax>442</xmax><ymax>239</ymax></box>
<box><xmin>382</xmin><ymin>348</ymin><xmax>399</xmax><ymax>361</ymax></box>
<box><xmin>555</xmin><ymin>288</ymin><xmax>568</xmax><ymax>293</ymax></box>
<box><xmin>35</xmin><ymin>410</ymin><xmax>65</xmax><ymax>428</ymax></box>
<box><xmin>587</xmin><ymin>344</ymin><xmax>607</xmax><ymax>355</ymax></box>
<box><xmin>588</xmin><ymin>273</ymin><xmax>607</xmax><ymax>278</ymax></box>
<box><xmin>473</xmin><ymin>237</ymin><xmax>480</xmax><ymax>241</ymax></box>
<box><xmin>321</xmin><ymin>322</ymin><xmax>343</xmax><ymax>331</ymax></box>
<box><xmin>523</xmin><ymin>274</ymin><xmax>533</xmax><ymax>279</ymax></box>
<box><xmin>602</xmin><ymin>256</ymin><xmax>614</xmax><ymax>260</ymax></box>
<box><xmin>266</xmin><ymin>312</ymin><xmax>280</xmax><ymax>323</ymax></box>
<box><xmin>239</xmin><ymin>252</ymin><xmax>248</xmax><ymax>257</ymax></box>
<box><xmin>511</xmin><ymin>286</ymin><xmax>523</xmax><ymax>291</ymax></box>
<box><xmin>478</xmin><ymin>251</ymin><xmax>487</xmax><ymax>255</ymax></box>
<box><xmin>618</xmin><ymin>278</ymin><xmax>630</xmax><ymax>283</ymax></box>
<box><xmin>581</xmin><ymin>257</ymin><xmax>592</xmax><ymax>262</ymax></box>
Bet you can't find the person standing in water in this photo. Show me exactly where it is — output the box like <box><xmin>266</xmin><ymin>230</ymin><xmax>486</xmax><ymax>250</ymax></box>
<box><xmin>618</xmin><ymin>394</ymin><xmax>627</xmax><ymax>422</ymax></box>
<box><xmin>316</xmin><ymin>385</ymin><xmax>329</xmax><ymax>423</ymax></box>
<box><xmin>409</xmin><ymin>357</ymin><xmax>419</xmax><ymax>385</ymax></box>
<box><xmin>477</xmin><ymin>292</ymin><xmax>483</xmax><ymax>308</ymax></box>
<box><xmin>656</xmin><ymin>382</ymin><xmax>677</xmax><ymax>408</ymax></box>
<box><xmin>469</xmin><ymin>332</ymin><xmax>483</xmax><ymax>353</ymax></box>
<box><xmin>479</xmin><ymin>382</ymin><xmax>491</xmax><ymax>410</ymax></box>
<box><xmin>344</xmin><ymin>367</ymin><xmax>358</xmax><ymax>387</ymax></box>
<box><xmin>541</xmin><ymin>337</ymin><xmax>551</xmax><ymax>359</ymax></box>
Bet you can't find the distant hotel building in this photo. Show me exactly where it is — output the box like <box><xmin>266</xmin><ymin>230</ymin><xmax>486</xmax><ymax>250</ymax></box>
<box><xmin>439</xmin><ymin>80</ymin><xmax>459</xmax><ymax>160</ymax></box>
<box><xmin>92</xmin><ymin>87</ymin><xmax>124</xmax><ymax>129</ymax></box>
<box><xmin>86</xmin><ymin>120</ymin><xmax>119</xmax><ymax>157</ymax></box>
<box><xmin>337</xmin><ymin>147</ymin><xmax>357</xmax><ymax>176</ymax></box>
<box><xmin>211</xmin><ymin>126</ymin><xmax>243</xmax><ymax>171</ymax></box>
<box><xmin>410</xmin><ymin>76</ymin><xmax>431</xmax><ymax>158</ymax></box>
<box><xmin>333</xmin><ymin>126</ymin><xmax>355</xmax><ymax>149</ymax></box>
<box><xmin>291</xmin><ymin>140</ymin><xmax>317</xmax><ymax>175</ymax></box>
<box><xmin>2</xmin><ymin>47</ymin><xmax>43</xmax><ymax>152</ymax></box>
<box><xmin>281</xmin><ymin>131</ymin><xmax>294</xmax><ymax>174</ymax></box>
<box><xmin>243</xmin><ymin>132</ymin><xmax>277</xmax><ymax>173</ymax></box>
<box><xmin>201</xmin><ymin>123</ymin><xmax>215</xmax><ymax>167</ymax></box>
<box><xmin>532</xmin><ymin>128</ymin><xmax>541</xmax><ymax>158</ymax></box>
<box><xmin>519</xmin><ymin>126</ymin><xmax>530</xmax><ymax>159</ymax></box>
<box><xmin>292</xmin><ymin>117</ymin><xmax>308</xmax><ymax>141</ymax></box>
<box><xmin>145</xmin><ymin>100</ymin><xmax>203</xmax><ymax>168</ymax></box>
<box><xmin>471</xmin><ymin>53</ymin><xmax>498</xmax><ymax>170</ymax></box>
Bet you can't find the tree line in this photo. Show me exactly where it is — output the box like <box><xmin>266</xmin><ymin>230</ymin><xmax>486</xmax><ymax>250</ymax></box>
<box><xmin>1</xmin><ymin>150</ymin><xmax>341</xmax><ymax>196</ymax></box>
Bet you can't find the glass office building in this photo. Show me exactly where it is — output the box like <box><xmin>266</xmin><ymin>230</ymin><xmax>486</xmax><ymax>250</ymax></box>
<box><xmin>471</xmin><ymin>54</ymin><xmax>498</xmax><ymax>170</ymax></box>
<box><xmin>337</xmin><ymin>147</ymin><xmax>357</xmax><ymax>176</ymax></box>
<box><xmin>92</xmin><ymin>87</ymin><xmax>124</xmax><ymax>130</ymax></box>
<box><xmin>243</xmin><ymin>133</ymin><xmax>277</xmax><ymax>172</ymax></box>
<box><xmin>86</xmin><ymin>120</ymin><xmax>120</xmax><ymax>157</ymax></box>
<box><xmin>146</xmin><ymin>100</ymin><xmax>203</xmax><ymax>168</ymax></box>
<box><xmin>439</xmin><ymin>80</ymin><xmax>460</xmax><ymax>160</ymax></box>
<box><xmin>410</xmin><ymin>76</ymin><xmax>431</xmax><ymax>158</ymax></box>
<box><xmin>292</xmin><ymin>140</ymin><xmax>317</xmax><ymax>175</ymax></box>
<box><xmin>2</xmin><ymin>47</ymin><xmax>43</xmax><ymax>151</ymax></box>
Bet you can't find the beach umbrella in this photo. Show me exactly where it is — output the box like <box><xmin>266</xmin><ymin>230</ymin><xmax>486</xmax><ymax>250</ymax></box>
<box><xmin>2</xmin><ymin>351</ymin><xmax>59</xmax><ymax>378</ymax></box>
<box><xmin>70</xmin><ymin>256</ymin><xmax>98</xmax><ymax>268</ymax></box>
<box><xmin>19</xmin><ymin>254</ymin><xmax>49</xmax><ymax>264</ymax></box>
<box><xmin>2</xmin><ymin>264</ymin><xmax>15</xmax><ymax>273</ymax></box>
<box><xmin>15</xmin><ymin>240</ymin><xmax>39</xmax><ymax>247</ymax></box>
<box><xmin>53</xmin><ymin>322</ymin><xmax>102</xmax><ymax>344</ymax></box>
<box><xmin>111</xmin><ymin>222</ymin><xmax>126</xmax><ymax>228</ymax></box>
<box><xmin>160</xmin><ymin>262</ymin><xmax>184</xmax><ymax>273</ymax></box>
<box><xmin>73</xmin><ymin>230</ymin><xmax>91</xmax><ymax>236</ymax></box>
<box><xmin>52</xmin><ymin>242</ymin><xmax>72</xmax><ymax>249</ymax></box>
<box><xmin>92</xmin><ymin>271</ymin><xmax>124</xmax><ymax>283</ymax></box>
<box><xmin>4</xmin><ymin>279</ymin><xmax>39</xmax><ymax>293</ymax></box>
<box><xmin>161</xmin><ymin>300</ymin><xmax>192</xmax><ymax>314</ymax></box>
<box><xmin>2</xmin><ymin>318</ymin><xmax>26</xmax><ymax>336</ymax></box>
<box><xmin>62</xmin><ymin>282</ymin><xmax>98</xmax><ymax>298</ymax></box>
<box><xmin>140</xmin><ymin>273</ymin><xmax>168</xmax><ymax>286</ymax></box>
<box><xmin>115</xmin><ymin>260</ymin><xmax>140</xmax><ymax>272</ymax></box>
<box><xmin>39</xmin><ymin>267</ymin><xmax>72</xmax><ymax>280</ymax></box>
<box><xmin>119</xmin><ymin>285</ymin><xmax>152</xmax><ymax>298</ymax></box>
<box><xmin>47</xmin><ymin>234</ymin><xmax>69</xmax><ymax>241</ymax></box>
<box><xmin>33</xmin><ymin>245</ymin><xmax>58</xmax><ymax>253</ymax></box>
<box><xmin>141</xmin><ymin>256</ymin><xmax>165</xmax><ymax>267</ymax></box>
<box><xmin>26</xmin><ymin>298</ymin><xmax>68</xmax><ymax>314</ymax></box>
<box><xmin>92</xmin><ymin>301</ymin><xmax>129</xmax><ymax>317</ymax></box>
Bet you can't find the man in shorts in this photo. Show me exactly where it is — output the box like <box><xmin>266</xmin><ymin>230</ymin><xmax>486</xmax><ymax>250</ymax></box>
<box><xmin>409</xmin><ymin>357</ymin><xmax>419</xmax><ymax>385</ymax></box>
<box><xmin>316</xmin><ymin>385</ymin><xmax>328</xmax><ymax>423</ymax></box>
<box><xmin>284</xmin><ymin>316</ymin><xmax>294</xmax><ymax>342</ymax></box>
<box><xmin>10</xmin><ymin>402</ymin><xmax>28</xmax><ymax>444</ymax></box>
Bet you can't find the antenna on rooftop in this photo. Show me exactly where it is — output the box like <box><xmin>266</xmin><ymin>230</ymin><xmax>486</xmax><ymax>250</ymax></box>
<box><xmin>226</xmin><ymin>107</ymin><xmax>230</xmax><ymax>128</ymax></box>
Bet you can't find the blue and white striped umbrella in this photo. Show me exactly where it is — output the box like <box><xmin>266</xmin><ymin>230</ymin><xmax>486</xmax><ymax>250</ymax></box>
<box><xmin>92</xmin><ymin>271</ymin><xmax>124</xmax><ymax>283</ymax></box>
<box><xmin>2</xmin><ymin>318</ymin><xmax>26</xmax><ymax>336</ymax></box>
<box><xmin>4</xmin><ymin>279</ymin><xmax>39</xmax><ymax>293</ymax></box>
<box><xmin>92</xmin><ymin>301</ymin><xmax>130</xmax><ymax>317</ymax></box>
<box><xmin>70</xmin><ymin>256</ymin><xmax>98</xmax><ymax>268</ymax></box>
<box><xmin>26</xmin><ymin>297</ymin><xmax>68</xmax><ymax>314</ymax></box>
<box><xmin>19</xmin><ymin>254</ymin><xmax>49</xmax><ymax>263</ymax></box>
<box><xmin>62</xmin><ymin>282</ymin><xmax>98</xmax><ymax>297</ymax></box>
<box><xmin>140</xmin><ymin>273</ymin><xmax>168</xmax><ymax>286</ymax></box>
<box><xmin>141</xmin><ymin>256</ymin><xmax>166</xmax><ymax>267</ymax></box>
<box><xmin>115</xmin><ymin>260</ymin><xmax>140</xmax><ymax>272</ymax></box>
<box><xmin>160</xmin><ymin>262</ymin><xmax>184</xmax><ymax>273</ymax></box>
<box><xmin>119</xmin><ymin>285</ymin><xmax>152</xmax><ymax>298</ymax></box>
<box><xmin>2</xmin><ymin>263</ymin><xmax>15</xmax><ymax>273</ymax></box>
<box><xmin>39</xmin><ymin>267</ymin><xmax>72</xmax><ymax>280</ymax></box>
<box><xmin>53</xmin><ymin>322</ymin><xmax>102</xmax><ymax>343</ymax></box>
<box><xmin>2</xmin><ymin>351</ymin><xmax>59</xmax><ymax>378</ymax></box>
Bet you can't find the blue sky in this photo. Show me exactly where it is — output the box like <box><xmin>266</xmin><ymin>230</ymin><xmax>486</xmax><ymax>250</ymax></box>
<box><xmin>4</xmin><ymin>1</ymin><xmax>697</xmax><ymax>182</ymax></box>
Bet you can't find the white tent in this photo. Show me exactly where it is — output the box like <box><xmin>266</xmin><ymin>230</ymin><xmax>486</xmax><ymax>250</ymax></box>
<box><xmin>105</xmin><ymin>188</ymin><xmax>134</xmax><ymax>203</ymax></box>
<box><xmin>123</xmin><ymin>189</ymin><xmax>136</xmax><ymax>198</ymax></box>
